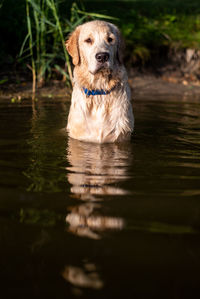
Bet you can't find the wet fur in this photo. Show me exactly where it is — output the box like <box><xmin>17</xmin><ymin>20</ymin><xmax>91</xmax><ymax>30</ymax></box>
<box><xmin>66</xmin><ymin>20</ymin><xmax>134</xmax><ymax>143</ymax></box>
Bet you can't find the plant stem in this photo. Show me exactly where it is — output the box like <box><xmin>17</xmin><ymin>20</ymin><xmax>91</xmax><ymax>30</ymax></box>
<box><xmin>26</xmin><ymin>0</ymin><xmax>36</xmax><ymax>97</ymax></box>
<box><xmin>40</xmin><ymin>0</ymin><xmax>46</xmax><ymax>85</ymax></box>
<box><xmin>33</xmin><ymin>0</ymin><xmax>40</xmax><ymax>82</ymax></box>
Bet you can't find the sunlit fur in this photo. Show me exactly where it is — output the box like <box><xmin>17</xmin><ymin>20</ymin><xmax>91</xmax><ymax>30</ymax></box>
<box><xmin>66</xmin><ymin>20</ymin><xmax>134</xmax><ymax>143</ymax></box>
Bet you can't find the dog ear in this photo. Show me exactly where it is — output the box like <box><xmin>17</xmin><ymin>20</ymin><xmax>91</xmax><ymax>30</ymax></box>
<box><xmin>66</xmin><ymin>27</ymin><xmax>80</xmax><ymax>66</ymax></box>
<box><xmin>109</xmin><ymin>23</ymin><xmax>125</xmax><ymax>65</ymax></box>
<box><xmin>116</xmin><ymin>30</ymin><xmax>125</xmax><ymax>65</ymax></box>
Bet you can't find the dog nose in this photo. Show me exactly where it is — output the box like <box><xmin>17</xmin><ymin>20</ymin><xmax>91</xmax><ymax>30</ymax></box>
<box><xmin>95</xmin><ymin>52</ymin><xmax>109</xmax><ymax>63</ymax></box>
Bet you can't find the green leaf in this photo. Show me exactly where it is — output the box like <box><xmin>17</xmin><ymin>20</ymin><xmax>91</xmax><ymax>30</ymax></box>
<box><xmin>77</xmin><ymin>9</ymin><xmax>119</xmax><ymax>21</ymax></box>
<box><xmin>19</xmin><ymin>32</ymin><xmax>30</xmax><ymax>57</ymax></box>
<box><xmin>0</xmin><ymin>78</ymin><xmax>8</xmax><ymax>85</ymax></box>
<box><xmin>54</xmin><ymin>64</ymin><xmax>70</xmax><ymax>79</ymax></box>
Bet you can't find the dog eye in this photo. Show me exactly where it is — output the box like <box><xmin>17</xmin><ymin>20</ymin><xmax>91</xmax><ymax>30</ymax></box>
<box><xmin>85</xmin><ymin>38</ymin><xmax>92</xmax><ymax>44</ymax></box>
<box><xmin>107</xmin><ymin>37</ymin><xmax>113</xmax><ymax>43</ymax></box>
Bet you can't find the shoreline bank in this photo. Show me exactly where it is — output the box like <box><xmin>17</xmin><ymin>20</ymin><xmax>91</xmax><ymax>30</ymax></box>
<box><xmin>1</xmin><ymin>73</ymin><xmax>200</xmax><ymax>101</ymax></box>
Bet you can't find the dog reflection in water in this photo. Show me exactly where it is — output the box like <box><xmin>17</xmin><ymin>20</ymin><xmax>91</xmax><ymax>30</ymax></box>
<box><xmin>66</xmin><ymin>202</ymin><xmax>124</xmax><ymax>240</ymax></box>
<box><xmin>66</xmin><ymin>138</ymin><xmax>132</xmax><ymax>239</ymax></box>
<box><xmin>62</xmin><ymin>261</ymin><xmax>103</xmax><ymax>292</ymax></box>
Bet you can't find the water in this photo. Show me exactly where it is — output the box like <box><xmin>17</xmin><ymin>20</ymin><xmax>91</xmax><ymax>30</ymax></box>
<box><xmin>0</xmin><ymin>95</ymin><xmax>200</xmax><ymax>298</ymax></box>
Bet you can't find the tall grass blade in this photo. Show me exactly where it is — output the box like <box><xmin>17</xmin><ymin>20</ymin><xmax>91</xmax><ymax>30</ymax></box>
<box><xmin>55</xmin><ymin>64</ymin><xmax>70</xmax><ymax>80</ymax></box>
<box><xmin>26</xmin><ymin>0</ymin><xmax>36</xmax><ymax>97</ymax></box>
<box><xmin>33</xmin><ymin>0</ymin><xmax>40</xmax><ymax>83</ymax></box>
<box><xmin>76</xmin><ymin>10</ymin><xmax>119</xmax><ymax>21</ymax></box>
<box><xmin>19</xmin><ymin>32</ymin><xmax>30</xmax><ymax>57</ymax></box>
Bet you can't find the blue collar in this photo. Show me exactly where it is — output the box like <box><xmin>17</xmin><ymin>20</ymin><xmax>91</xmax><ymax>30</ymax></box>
<box><xmin>83</xmin><ymin>87</ymin><xmax>112</xmax><ymax>96</ymax></box>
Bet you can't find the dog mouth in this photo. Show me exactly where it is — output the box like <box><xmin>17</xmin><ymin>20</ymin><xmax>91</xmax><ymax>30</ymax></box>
<box><xmin>89</xmin><ymin>62</ymin><xmax>110</xmax><ymax>75</ymax></box>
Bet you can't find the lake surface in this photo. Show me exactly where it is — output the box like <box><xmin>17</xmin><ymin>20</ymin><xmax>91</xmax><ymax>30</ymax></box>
<box><xmin>0</xmin><ymin>95</ymin><xmax>200</xmax><ymax>298</ymax></box>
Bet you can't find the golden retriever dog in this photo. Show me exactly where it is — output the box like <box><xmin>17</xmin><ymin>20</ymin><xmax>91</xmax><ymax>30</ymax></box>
<box><xmin>66</xmin><ymin>20</ymin><xmax>134</xmax><ymax>143</ymax></box>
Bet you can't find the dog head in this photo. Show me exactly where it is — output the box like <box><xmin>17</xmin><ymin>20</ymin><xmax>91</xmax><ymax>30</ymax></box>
<box><xmin>66</xmin><ymin>20</ymin><xmax>124</xmax><ymax>75</ymax></box>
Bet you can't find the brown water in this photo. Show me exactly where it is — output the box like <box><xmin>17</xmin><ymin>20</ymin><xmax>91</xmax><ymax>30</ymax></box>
<box><xmin>0</xmin><ymin>96</ymin><xmax>200</xmax><ymax>299</ymax></box>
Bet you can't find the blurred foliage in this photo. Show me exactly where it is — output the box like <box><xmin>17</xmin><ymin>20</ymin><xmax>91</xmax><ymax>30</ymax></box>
<box><xmin>122</xmin><ymin>10</ymin><xmax>200</xmax><ymax>63</ymax></box>
<box><xmin>19</xmin><ymin>208</ymin><xmax>63</xmax><ymax>226</ymax></box>
<box><xmin>1</xmin><ymin>0</ymin><xmax>200</xmax><ymax>77</ymax></box>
